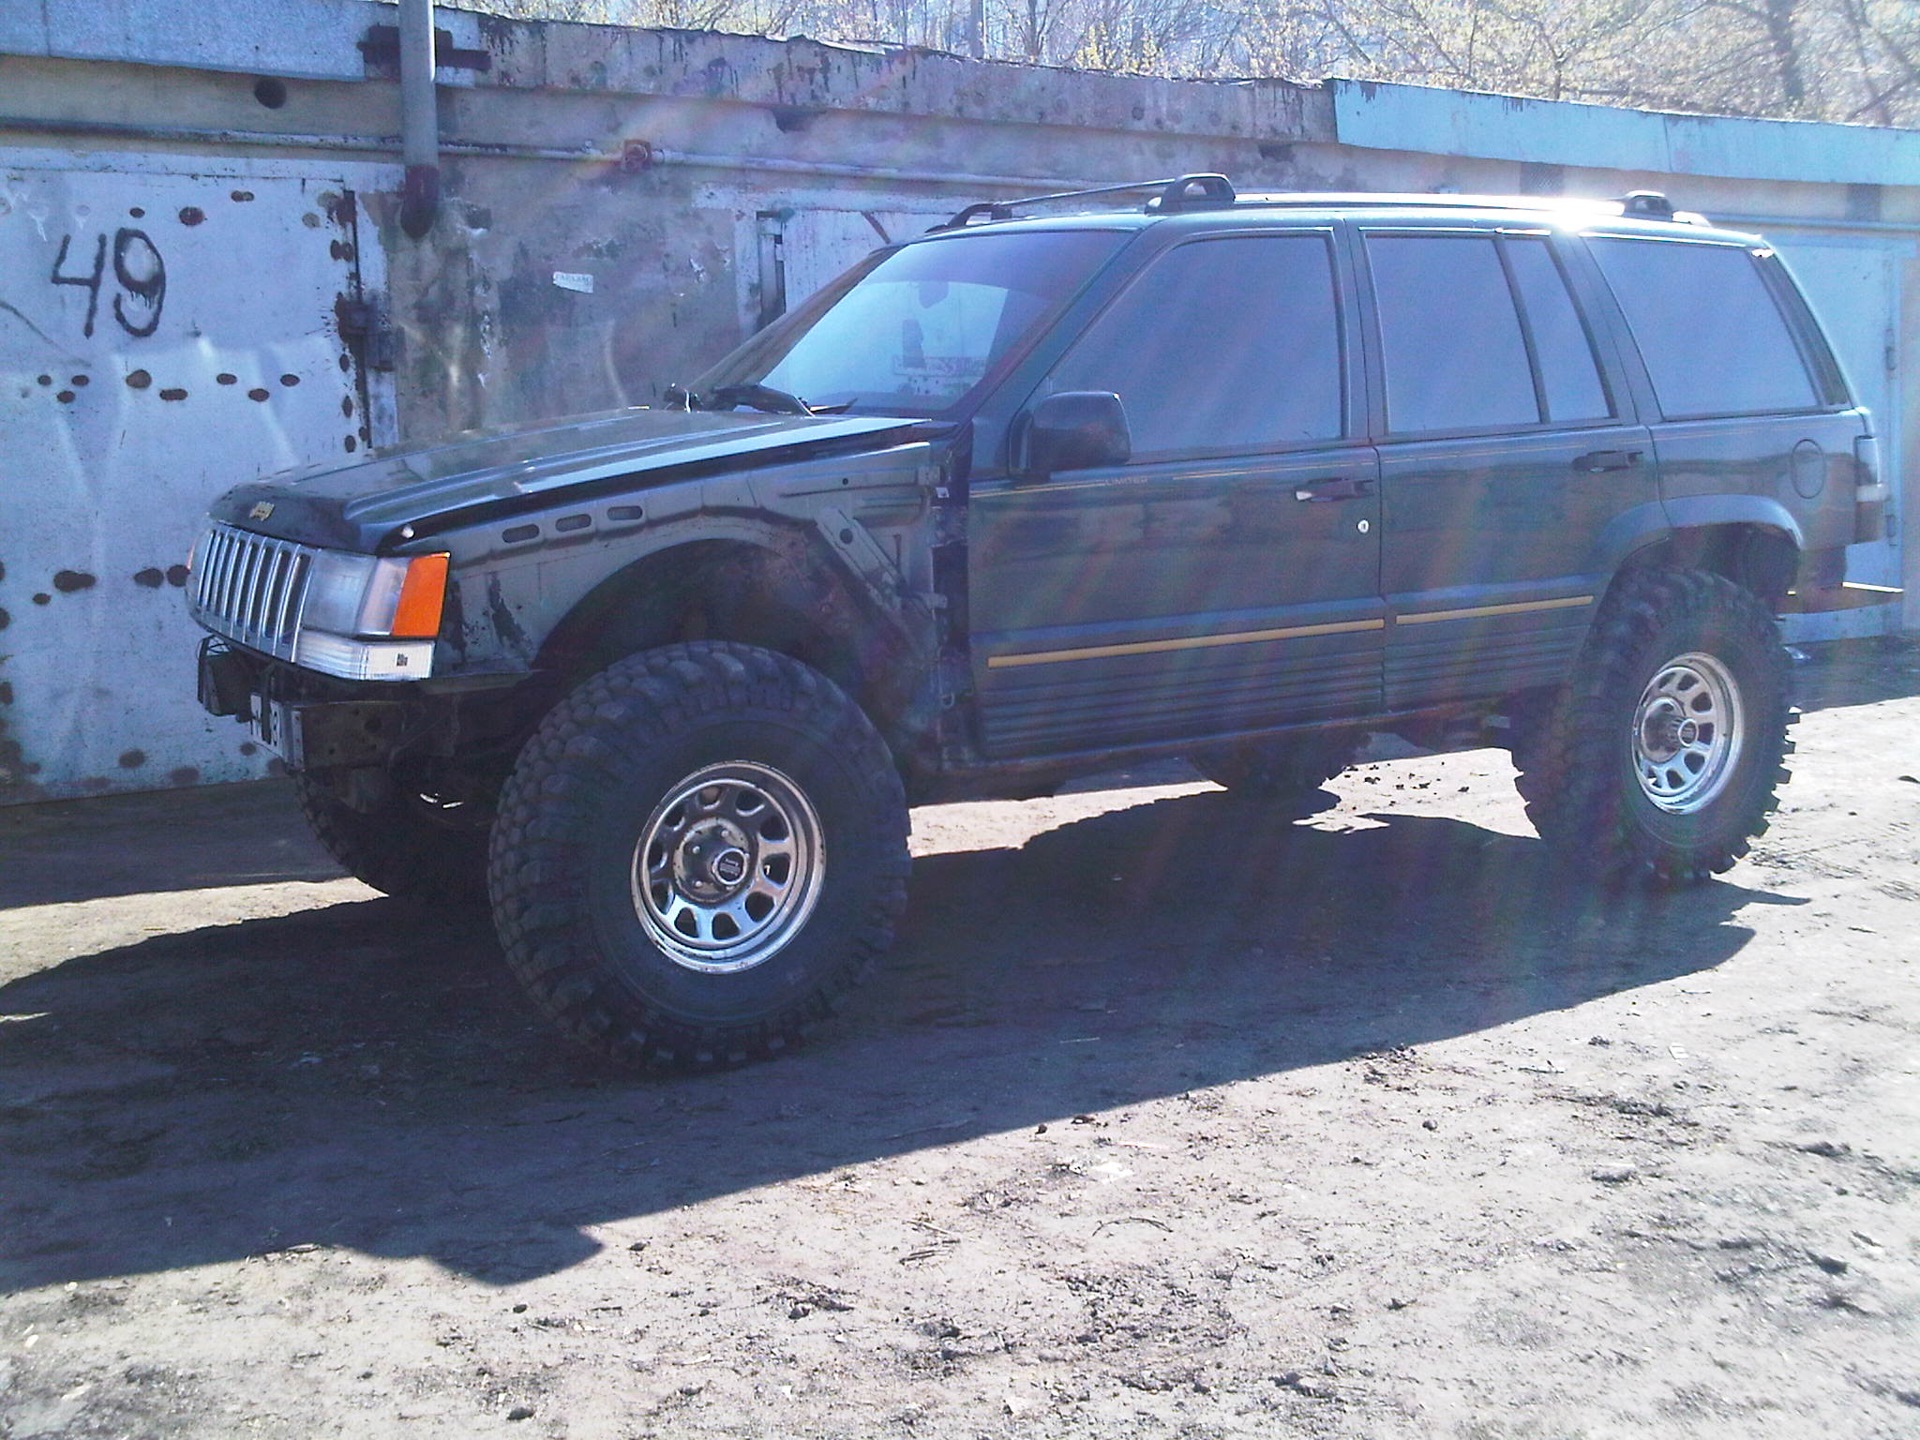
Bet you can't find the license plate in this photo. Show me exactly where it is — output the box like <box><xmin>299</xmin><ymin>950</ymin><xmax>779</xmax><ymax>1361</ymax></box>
<box><xmin>248</xmin><ymin>697</ymin><xmax>286</xmax><ymax>757</ymax></box>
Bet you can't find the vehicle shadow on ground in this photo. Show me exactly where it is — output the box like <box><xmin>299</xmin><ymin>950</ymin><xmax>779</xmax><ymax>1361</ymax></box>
<box><xmin>0</xmin><ymin>789</ymin><xmax>1799</xmax><ymax>1293</ymax></box>
<box><xmin>0</xmin><ymin>780</ymin><xmax>337</xmax><ymax>910</ymax></box>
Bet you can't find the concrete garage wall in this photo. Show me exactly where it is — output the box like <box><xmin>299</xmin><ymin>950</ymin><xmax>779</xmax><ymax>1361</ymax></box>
<box><xmin>1</xmin><ymin>1</ymin><xmax>1917</xmax><ymax>802</ymax></box>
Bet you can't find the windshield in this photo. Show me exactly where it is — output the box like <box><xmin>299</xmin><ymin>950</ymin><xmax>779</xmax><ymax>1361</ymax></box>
<box><xmin>692</xmin><ymin>229</ymin><xmax>1129</xmax><ymax>417</ymax></box>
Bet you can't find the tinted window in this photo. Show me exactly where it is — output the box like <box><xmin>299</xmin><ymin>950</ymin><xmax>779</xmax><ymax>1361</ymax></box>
<box><xmin>1368</xmin><ymin>235</ymin><xmax>1537</xmax><ymax>435</ymax></box>
<box><xmin>1589</xmin><ymin>238</ymin><xmax>1819</xmax><ymax>417</ymax></box>
<box><xmin>1506</xmin><ymin>237</ymin><xmax>1611</xmax><ymax>423</ymax></box>
<box><xmin>699</xmin><ymin>229</ymin><xmax>1127</xmax><ymax>415</ymax></box>
<box><xmin>1041</xmin><ymin>234</ymin><xmax>1343</xmax><ymax>457</ymax></box>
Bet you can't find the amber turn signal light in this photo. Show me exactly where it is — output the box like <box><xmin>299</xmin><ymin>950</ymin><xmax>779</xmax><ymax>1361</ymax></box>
<box><xmin>389</xmin><ymin>553</ymin><xmax>450</xmax><ymax>639</ymax></box>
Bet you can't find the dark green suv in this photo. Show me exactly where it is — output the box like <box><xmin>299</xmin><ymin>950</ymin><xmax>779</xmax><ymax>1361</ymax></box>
<box><xmin>189</xmin><ymin>176</ymin><xmax>1892</xmax><ymax>1068</ymax></box>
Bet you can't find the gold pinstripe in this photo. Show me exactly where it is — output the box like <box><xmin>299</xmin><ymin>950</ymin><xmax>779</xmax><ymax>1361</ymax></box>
<box><xmin>985</xmin><ymin>618</ymin><xmax>1386</xmax><ymax>670</ymax></box>
<box><xmin>1393</xmin><ymin>595</ymin><xmax>1594</xmax><ymax>626</ymax></box>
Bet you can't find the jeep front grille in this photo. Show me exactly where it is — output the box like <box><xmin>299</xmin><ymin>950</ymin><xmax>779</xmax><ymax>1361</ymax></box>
<box><xmin>190</xmin><ymin>523</ymin><xmax>316</xmax><ymax>661</ymax></box>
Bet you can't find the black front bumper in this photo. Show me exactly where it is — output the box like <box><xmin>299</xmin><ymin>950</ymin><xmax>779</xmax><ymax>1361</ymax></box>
<box><xmin>198</xmin><ymin>638</ymin><xmax>414</xmax><ymax>770</ymax></box>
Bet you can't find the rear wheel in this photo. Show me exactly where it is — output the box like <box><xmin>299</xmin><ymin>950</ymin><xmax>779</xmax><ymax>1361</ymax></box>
<box><xmin>1513</xmin><ymin>570</ymin><xmax>1791</xmax><ymax>884</ymax></box>
<box><xmin>488</xmin><ymin>642</ymin><xmax>909</xmax><ymax>1070</ymax></box>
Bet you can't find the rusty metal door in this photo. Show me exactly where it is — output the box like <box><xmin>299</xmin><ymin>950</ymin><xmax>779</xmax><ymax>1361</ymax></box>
<box><xmin>755</xmin><ymin>208</ymin><xmax>945</xmax><ymax>326</ymax></box>
<box><xmin>0</xmin><ymin>154</ymin><xmax>388</xmax><ymax>802</ymax></box>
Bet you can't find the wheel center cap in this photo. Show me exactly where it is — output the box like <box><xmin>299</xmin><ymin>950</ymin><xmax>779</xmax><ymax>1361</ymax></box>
<box><xmin>676</xmin><ymin>820</ymin><xmax>752</xmax><ymax>896</ymax></box>
<box><xmin>709</xmin><ymin>847</ymin><xmax>748</xmax><ymax>887</ymax></box>
<box><xmin>1642</xmin><ymin>703</ymin><xmax>1686</xmax><ymax>758</ymax></box>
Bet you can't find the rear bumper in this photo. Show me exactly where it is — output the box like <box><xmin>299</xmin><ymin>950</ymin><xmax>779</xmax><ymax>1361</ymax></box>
<box><xmin>1781</xmin><ymin>548</ymin><xmax>1904</xmax><ymax>615</ymax></box>
<box><xmin>1779</xmin><ymin>580</ymin><xmax>1904</xmax><ymax>614</ymax></box>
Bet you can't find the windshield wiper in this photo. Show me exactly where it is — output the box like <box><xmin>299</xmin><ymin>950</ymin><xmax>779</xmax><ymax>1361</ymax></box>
<box><xmin>698</xmin><ymin>383</ymin><xmax>816</xmax><ymax>416</ymax></box>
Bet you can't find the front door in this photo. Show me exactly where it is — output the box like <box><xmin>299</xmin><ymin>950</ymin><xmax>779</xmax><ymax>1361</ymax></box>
<box><xmin>968</xmin><ymin>230</ymin><xmax>1383</xmax><ymax>758</ymax></box>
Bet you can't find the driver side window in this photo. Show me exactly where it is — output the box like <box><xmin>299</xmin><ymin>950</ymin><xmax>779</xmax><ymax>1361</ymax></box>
<box><xmin>1040</xmin><ymin>233</ymin><xmax>1344</xmax><ymax>460</ymax></box>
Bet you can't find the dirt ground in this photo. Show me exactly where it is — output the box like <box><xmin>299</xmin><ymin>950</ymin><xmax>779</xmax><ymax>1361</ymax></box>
<box><xmin>2</xmin><ymin>637</ymin><xmax>1917</xmax><ymax>1440</ymax></box>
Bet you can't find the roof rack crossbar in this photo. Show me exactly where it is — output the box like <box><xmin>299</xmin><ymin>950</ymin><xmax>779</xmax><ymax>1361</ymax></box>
<box><xmin>932</xmin><ymin>174</ymin><xmax>1237</xmax><ymax>231</ymax></box>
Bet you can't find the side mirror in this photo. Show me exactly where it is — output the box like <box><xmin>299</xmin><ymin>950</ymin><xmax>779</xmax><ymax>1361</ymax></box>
<box><xmin>1018</xmin><ymin>391</ymin><xmax>1131</xmax><ymax>480</ymax></box>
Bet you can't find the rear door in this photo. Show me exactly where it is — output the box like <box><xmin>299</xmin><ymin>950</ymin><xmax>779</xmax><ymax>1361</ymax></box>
<box><xmin>1361</xmin><ymin>226</ymin><xmax>1656</xmax><ymax>708</ymax></box>
<box><xmin>1585</xmin><ymin>233</ymin><xmax>1866</xmax><ymax>604</ymax></box>
<box><xmin>968</xmin><ymin>228</ymin><xmax>1383</xmax><ymax>757</ymax></box>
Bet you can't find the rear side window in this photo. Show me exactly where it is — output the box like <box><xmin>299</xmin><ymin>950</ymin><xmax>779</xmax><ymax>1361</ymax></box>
<box><xmin>1589</xmin><ymin>238</ymin><xmax>1820</xmax><ymax>418</ymax></box>
<box><xmin>1041</xmin><ymin>234</ymin><xmax>1343</xmax><ymax>457</ymax></box>
<box><xmin>1369</xmin><ymin>236</ymin><xmax>1534</xmax><ymax>434</ymax></box>
<box><xmin>1505</xmin><ymin>238</ymin><xmax>1611</xmax><ymax>423</ymax></box>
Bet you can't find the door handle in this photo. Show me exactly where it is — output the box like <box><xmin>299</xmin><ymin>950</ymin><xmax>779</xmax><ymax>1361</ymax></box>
<box><xmin>1572</xmin><ymin>449</ymin><xmax>1643</xmax><ymax>474</ymax></box>
<box><xmin>1294</xmin><ymin>476</ymin><xmax>1375</xmax><ymax>502</ymax></box>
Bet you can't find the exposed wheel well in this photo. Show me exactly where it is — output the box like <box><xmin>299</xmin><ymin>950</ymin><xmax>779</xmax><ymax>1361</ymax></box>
<box><xmin>535</xmin><ymin>536</ymin><xmax>912</xmax><ymax>734</ymax></box>
<box><xmin>1619</xmin><ymin>524</ymin><xmax>1798</xmax><ymax>609</ymax></box>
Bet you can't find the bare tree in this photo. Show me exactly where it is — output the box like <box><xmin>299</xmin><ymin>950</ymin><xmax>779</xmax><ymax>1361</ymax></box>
<box><xmin>463</xmin><ymin>0</ymin><xmax>1920</xmax><ymax>125</ymax></box>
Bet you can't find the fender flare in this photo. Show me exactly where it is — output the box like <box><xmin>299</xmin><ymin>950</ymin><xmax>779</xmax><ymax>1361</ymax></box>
<box><xmin>1585</xmin><ymin>495</ymin><xmax>1805</xmax><ymax>580</ymax></box>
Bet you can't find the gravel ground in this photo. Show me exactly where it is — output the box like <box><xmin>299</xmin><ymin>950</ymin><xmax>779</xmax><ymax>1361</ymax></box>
<box><xmin>1</xmin><ymin>637</ymin><xmax>1916</xmax><ymax>1439</ymax></box>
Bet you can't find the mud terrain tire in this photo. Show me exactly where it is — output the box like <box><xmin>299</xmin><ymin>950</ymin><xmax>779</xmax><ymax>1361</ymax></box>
<box><xmin>1513</xmin><ymin>570</ymin><xmax>1791</xmax><ymax>884</ymax></box>
<box><xmin>488</xmin><ymin>642</ymin><xmax>910</xmax><ymax>1070</ymax></box>
<box><xmin>294</xmin><ymin>772</ymin><xmax>490</xmax><ymax>902</ymax></box>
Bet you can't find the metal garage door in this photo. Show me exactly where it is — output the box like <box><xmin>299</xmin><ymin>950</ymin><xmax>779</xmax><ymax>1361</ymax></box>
<box><xmin>1775</xmin><ymin>231</ymin><xmax>1910</xmax><ymax>641</ymax></box>
<box><xmin>0</xmin><ymin>152</ymin><xmax>392</xmax><ymax>802</ymax></box>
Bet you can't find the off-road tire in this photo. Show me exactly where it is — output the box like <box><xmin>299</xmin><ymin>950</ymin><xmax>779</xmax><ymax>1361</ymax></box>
<box><xmin>1513</xmin><ymin>569</ymin><xmax>1792</xmax><ymax>884</ymax></box>
<box><xmin>294</xmin><ymin>772</ymin><xmax>490</xmax><ymax>902</ymax></box>
<box><xmin>1197</xmin><ymin>734</ymin><xmax>1358</xmax><ymax>802</ymax></box>
<box><xmin>488</xmin><ymin>642</ymin><xmax>910</xmax><ymax>1070</ymax></box>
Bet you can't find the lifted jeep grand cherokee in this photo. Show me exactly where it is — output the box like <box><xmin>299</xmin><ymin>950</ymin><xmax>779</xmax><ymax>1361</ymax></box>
<box><xmin>189</xmin><ymin>176</ymin><xmax>1894</xmax><ymax>1068</ymax></box>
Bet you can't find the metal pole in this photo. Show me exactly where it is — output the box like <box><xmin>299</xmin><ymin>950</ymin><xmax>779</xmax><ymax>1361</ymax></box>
<box><xmin>398</xmin><ymin>0</ymin><xmax>440</xmax><ymax>238</ymax></box>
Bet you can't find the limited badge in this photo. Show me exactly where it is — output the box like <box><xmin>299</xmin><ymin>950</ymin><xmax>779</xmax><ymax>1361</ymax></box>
<box><xmin>249</xmin><ymin>501</ymin><xmax>275</xmax><ymax>521</ymax></box>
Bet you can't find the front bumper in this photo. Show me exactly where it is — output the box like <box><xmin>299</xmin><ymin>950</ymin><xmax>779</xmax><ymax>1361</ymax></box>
<box><xmin>198</xmin><ymin>637</ymin><xmax>415</xmax><ymax>770</ymax></box>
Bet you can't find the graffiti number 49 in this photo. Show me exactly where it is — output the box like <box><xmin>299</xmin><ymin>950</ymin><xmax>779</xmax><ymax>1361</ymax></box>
<box><xmin>49</xmin><ymin>229</ymin><xmax>166</xmax><ymax>339</ymax></box>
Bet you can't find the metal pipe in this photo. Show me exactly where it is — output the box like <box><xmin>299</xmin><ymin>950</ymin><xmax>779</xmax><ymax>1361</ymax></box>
<box><xmin>0</xmin><ymin>116</ymin><xmax>1095</xmax><ymax>190</ymax></box>
<box><xmin>398</xmin><ymin>0</ymin><xmax>439</xmax><ymax>238</ymax></box>
<box><xmin>0</xmin><ymin>115</ymin><xmax>589</xmax><ymax>160</ymax></box>
<box><xmin>1713</xmin><ymin>212</ymin><xmax>1920</xmax><ymax>238</ymax></box>
<box><xmin>24</xmin><ymin>112</ymin><xmax>1913</xmax><ymax>238</ymax></box>
<box><xmin>647</xmin><ymin>147</ymin><xmax>1104</xmax><ymax>191</ymax></box>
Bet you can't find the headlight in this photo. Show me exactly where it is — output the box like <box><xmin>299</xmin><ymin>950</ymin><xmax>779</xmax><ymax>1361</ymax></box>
<box><xmin>303</xmin><ymin>552</ymin><xmax>450</xmax><ymax>639</ymax></box>
<box><xmin>189</xmin><ymin>523</ymin><xmax>453</xmax><ymax>682</ymax></box>
<box><xmin>294</xmin><ymin>551</ymin><xmax>450</xmax><ymax>681</ymax></box>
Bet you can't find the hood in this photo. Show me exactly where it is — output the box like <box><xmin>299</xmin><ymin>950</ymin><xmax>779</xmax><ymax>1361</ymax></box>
<box><xmin>208</xmin><ymin>406</ymin><xmax>938</xmax><ymax>551</ymax></box>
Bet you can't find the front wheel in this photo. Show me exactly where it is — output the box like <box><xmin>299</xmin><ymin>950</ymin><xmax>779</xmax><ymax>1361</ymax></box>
<box><xmin>1513</xmin><ymin>570</ymin><xmax>1791</xmax><ymax>884</ymax></box>
<box><xmin>488</xmin><ymin>642</ymin><xmax>910</xmax><ymax>1069</ymax></box>
<box><xmin>293</xmin><ymin>770</ymin><xmax>490</xmax><ymax>902</ymax></box>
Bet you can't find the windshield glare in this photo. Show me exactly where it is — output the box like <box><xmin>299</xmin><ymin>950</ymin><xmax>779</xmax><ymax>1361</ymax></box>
<box><xmin>696</xmin><ymin>229</ymin><xmax>1127</xmax><ymax>416</ymax></box>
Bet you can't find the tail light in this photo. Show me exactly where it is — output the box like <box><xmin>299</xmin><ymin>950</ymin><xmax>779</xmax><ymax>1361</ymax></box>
<box><xmin>1854</xmin><ymin>434</ymin><xmax>1888</xmax><ymax>543</ymax></box>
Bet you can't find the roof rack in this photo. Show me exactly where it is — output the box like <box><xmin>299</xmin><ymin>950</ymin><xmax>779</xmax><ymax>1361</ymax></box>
<box><xmin>1228</xmin><ymin>189</ymin><xmax>1708</xmax><ymax>224</ymax></box>
<box><xmin>932</xmin><ymin>173</ymin><xmax>1238</xmax><ymax>231</ymax></box>
<box><xmin>930</xmin><ymin>181</ymin><xmax>1704</xmax><ymax>233</ymax></box>
<box><xmin>1621</xmin><ymin>190</ymin><xmax>1676</xmax><ymax>219</ymax></box>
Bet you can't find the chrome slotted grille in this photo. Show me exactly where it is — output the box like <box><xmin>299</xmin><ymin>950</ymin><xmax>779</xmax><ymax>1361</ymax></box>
<box><xmin>190</xmin><ymin>523</ymin><xmax>316</xmax><ymax>661</ymax></box>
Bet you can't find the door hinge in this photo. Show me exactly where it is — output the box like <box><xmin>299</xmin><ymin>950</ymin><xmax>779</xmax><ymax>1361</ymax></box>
<box><xmin>336</xmin><ymin>294</ymin><xmax>398</xmax><ymax>372</ymax></box>
<box><xmin>357</xmin><ymin>24</ymin><xmax>492</xmax><ymax>74</ymax></box>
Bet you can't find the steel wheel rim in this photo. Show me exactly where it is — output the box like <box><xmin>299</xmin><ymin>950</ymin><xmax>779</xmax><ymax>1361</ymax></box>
<box><xmin>1630</xmin><ymin>651</ymin><xmax>1745</xmax><ymax>814</ymax></box>
<box><xmin>631</xmin><ymin>761</ymin><xmax>825</xmax><ymax>974</ymax></box>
